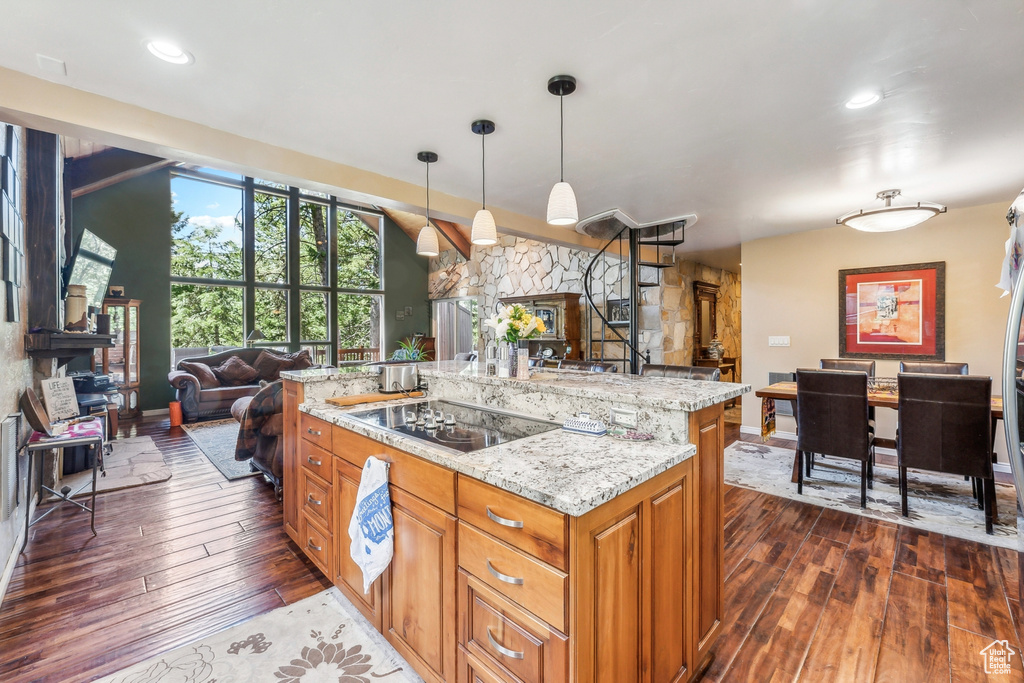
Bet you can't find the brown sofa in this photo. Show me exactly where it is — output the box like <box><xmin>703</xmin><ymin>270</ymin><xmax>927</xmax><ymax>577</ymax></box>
<box><xmin>168</xmin><ymin>347</ymin><xmax>316</xmax><ymax>423</ymax></box>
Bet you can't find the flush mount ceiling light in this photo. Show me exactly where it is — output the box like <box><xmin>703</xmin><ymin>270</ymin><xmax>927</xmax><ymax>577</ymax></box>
<box><xmin>416</xmin><ymin>151</ymin><xmax>440</xmax><ymax>257</ymax></box>
<box><xmin>470</xmin><ymin>119</ymin><xmax>498</xmax><ymax>246</ymax></box>
<box><xmin>546</xmin><ymin>75</ymin><xmax>579</xmax><ymax>226</ymax></box>
<box><xmin>845</xmin><ymin>91</ymin><xmax>881</xmax><ymax>109</ymax></box>
<box><xmin>837</xmin><ymin>189</ymin><xmax>946</xmax><ymax>232</ymax></box>
<box><xmin>146</xmin><ymin>40</ymin><xmax>194</xmax><ymax>65</ymax></box>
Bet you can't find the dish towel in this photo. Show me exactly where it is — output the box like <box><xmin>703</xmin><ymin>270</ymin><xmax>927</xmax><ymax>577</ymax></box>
<box><xmin>348</xmin><ymin>456</ymin><xmax>394</xmax><ymax>593</ymax></box>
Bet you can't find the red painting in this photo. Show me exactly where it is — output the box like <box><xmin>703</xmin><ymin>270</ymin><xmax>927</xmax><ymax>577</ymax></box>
<box><xmin>839</xmin><ymin>262</ymin><xmax>945</xmax><ymax>360</ymax></box>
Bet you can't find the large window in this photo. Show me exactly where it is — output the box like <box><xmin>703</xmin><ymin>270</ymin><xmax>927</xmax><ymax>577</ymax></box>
<box><xmin>169</xmin><ymin>169</ymin><xmax>385</xmax><ymax>366</ymax></box>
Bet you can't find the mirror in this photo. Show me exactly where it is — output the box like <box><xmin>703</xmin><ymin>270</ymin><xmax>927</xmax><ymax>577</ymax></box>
<box><xmin>692</xmin><ymin>281</ymin><xmax>719</xmax><ymax>363</ymax></box>
<box><xmin>700</xmin><ymin>299</ymin><xmax>711</xmax><ymax>345</ymax></box>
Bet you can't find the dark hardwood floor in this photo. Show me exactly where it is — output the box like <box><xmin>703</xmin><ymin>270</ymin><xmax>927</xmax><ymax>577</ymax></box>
<box><xmin>0</xmin><ymin>416</ymin><xmax>330</xmax><ymax>683</ymax></box>
<box><xmin>0</xmin><ymin>415</ymin><xmax>1019</xmax><ymax>681</ymax></box>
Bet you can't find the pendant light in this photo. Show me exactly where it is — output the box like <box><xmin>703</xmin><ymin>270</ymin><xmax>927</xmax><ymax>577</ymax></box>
<box><xmin>470</xmin><ymin>119</ymin><xmax>498</xmax><ymax>246</ymax></box>
<box><xmin>415</xmin><ymin>151</ymin><xmax>440</xmax><ymax>256</ymax></box>
<box><xmin>837</xmin><ymin>189</ymin><xmax>946</xmax><ymax>232</ymax></box>
<box><xmin>546</xmin><ymin>75</ymin><xmax>579</xmax><ymax>226</ymax></box>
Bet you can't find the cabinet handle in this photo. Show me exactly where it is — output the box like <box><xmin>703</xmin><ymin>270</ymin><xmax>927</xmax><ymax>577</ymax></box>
<box><xmin>306</xmin><ymin>427</ymin><xmax>322</xmax><ymax>436</ymax></box>
<box><xmin>307</xmin><ymin>456</ymin><xmax>322</xmax><ymax>467</ymax></box>
<box><xmin>486</xmin><ymin>506</ymin><xmax>524</xmax><ymax>529</ymax></box>
<box><xmin>487</xmin><ymin>628</ymin><xmax>525</xmax><ymax>660</ymax></box>
<box><xmin>486</xmin><ymin>559</ymin><xmax>524</xmax><ymax>586</ymax></box>
<box><xmin>307</xmin><ymin>494</ymin><xmax>322</xmax><ymax>506</ymax></box>
<box><xmin>307</xmin><ymin>539</ymin><xmax>322</xmax><ymax>552</ymax></box>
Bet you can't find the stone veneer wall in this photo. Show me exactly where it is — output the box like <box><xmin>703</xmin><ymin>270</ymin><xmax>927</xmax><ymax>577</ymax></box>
<box><xmin>427</xmin><ymin>235</ymin><xmax>740</xmax><ymax>371</ymax></box>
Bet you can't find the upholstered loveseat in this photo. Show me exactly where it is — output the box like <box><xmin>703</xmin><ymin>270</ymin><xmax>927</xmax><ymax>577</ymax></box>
<box><xmin>168</xmin><ymin>347</ymin><xmax>314</xmax><ymax>423</ymax></box>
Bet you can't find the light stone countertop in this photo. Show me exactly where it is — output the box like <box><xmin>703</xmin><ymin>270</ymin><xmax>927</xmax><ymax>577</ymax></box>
<box><xmin>300</xmin><ymin>396</ymin><xmax>696</xmax><ymax>517</ymax></box>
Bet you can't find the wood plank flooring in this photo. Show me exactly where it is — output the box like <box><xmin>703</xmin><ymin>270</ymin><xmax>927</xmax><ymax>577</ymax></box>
<box><xmin>0</xmin><ymin>416</ymin><xmax>329</xmax><ymax>683</ymax></box>
<box><xmin>0</xmin><ymin>418</ymin><xmax>1020</xmax><ymax>682</ymax></box>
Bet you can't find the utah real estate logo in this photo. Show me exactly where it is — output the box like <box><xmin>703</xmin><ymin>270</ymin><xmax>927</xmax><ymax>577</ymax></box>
<box><xmin>980</xmin><ymin>639</ymin><xmax>1016</xmax><ymax>675</ymax></box>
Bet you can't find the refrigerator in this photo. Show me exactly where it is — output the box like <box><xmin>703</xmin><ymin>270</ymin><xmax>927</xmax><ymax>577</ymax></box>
<box><xmin>999</xmin><ymin>187</ymin><xmax>1024</xmax><ymax>607</ymax></box>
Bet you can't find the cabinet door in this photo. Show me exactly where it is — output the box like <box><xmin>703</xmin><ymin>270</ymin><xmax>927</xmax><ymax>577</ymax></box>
<box><xmin>383</xmin><ymin>486</ymin><xmax>457</xmax><ymax>683</ymax></box>
<box><xmin>690</xmin><ymin>403</ymin><xmax>724</xmax><ymax>664</ymax></box>
<box><xmin>333</xmin><ymin>455</ymin><xmax>383</xmax><ymax>630</ymax></box>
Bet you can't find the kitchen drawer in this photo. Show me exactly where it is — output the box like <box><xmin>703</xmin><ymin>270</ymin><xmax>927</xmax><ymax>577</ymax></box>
<box><xmin>300</xmin><ymin>413</ymin><xmax>332</xmax><ymax>451</ymax></box>
<box><xmin>459</xmin><ymin>570</ymin><xmax>568</xmax><ymax>683</ymax></box>
<box><xmin>458</xmin><ymin>522</ymin><xmax>567</xmax><ymax>633</ymax></box>
<box><xmin>301</xmin><ymin>515</ymin><xmax>332</xmax><ymax>577</ymax></box>
<box><xmin>333</xmin><ymin>425</ymin><xmax>456</xmax><ymax>514</ymax></box>
<box><xmin>459</xmin><ymin>646</ymin><xmax>513</xmax><ymax>683</ymax></box>
<box><xmin>457</xmin><ymin>475</ymin><xmax>568</xmax><ymax>572</ymax></box>
<box><xmin>302</xmin><ymin>471</ymin><xmax>332</xmax><ymax>530</ymax></box>
<box><xmin>300</xmin><ymin>440</ymin><xmax>332</xmax><ymax>483</ymax></box>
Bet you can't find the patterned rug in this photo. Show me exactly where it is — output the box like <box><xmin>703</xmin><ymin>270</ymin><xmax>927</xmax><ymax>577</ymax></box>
<box><xmin>725</xmin><ymin>441</ymin><xmax>1019</xmax><ymax>549</ymax></box>
<box><xmin>94</xmin><ymin>587</ymin><xmax>421</xmax><ymax>683</ymax></box>
<box><xmin>48</xmin><ymin>435</ymin><xmax>170</xmax><ymax>501</ymax></box>
<box><xmin>181</xmin><ymin>418</ymin><xmax>259</xmax><ymax>481</ymax></box>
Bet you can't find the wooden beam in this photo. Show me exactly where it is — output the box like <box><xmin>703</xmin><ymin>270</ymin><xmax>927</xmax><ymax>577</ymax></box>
<box><xmin>25</xmin><ymin>129</ymin><xmax>62</xmax><ymax>331</ymax></box>
<box><xmin>70</xmin><ymin>159</ymin><xmax>179</xmax><ymax>198</ymax></box>
<box><xmin>432</xmin><ymin>219</ymin><xmax>471</xmax><ymax>260</ymax></box>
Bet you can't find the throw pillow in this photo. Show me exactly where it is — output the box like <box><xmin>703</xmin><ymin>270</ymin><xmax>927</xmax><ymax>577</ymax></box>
<box><xmin>180</xmin><ymin>360</ymin><xmax>220</xmax><ymax>390</ymax></box>
<box><xmin>212</xmin><ymin>356</ymin><xmax>261</xmax><ymax>386</ymax></box>
<box><xmin>252</xmin><ymin>348</ymin><xmax>313</xmax><ymax>381</ymax></box>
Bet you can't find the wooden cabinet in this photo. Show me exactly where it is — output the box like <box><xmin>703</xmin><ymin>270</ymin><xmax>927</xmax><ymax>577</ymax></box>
<box><xmin>94</xmin><ymin>297</ymin><xmax>141</xmax><ymax>417</ymax></box>
<box><xmin>690</xmin><ymin>403</ymin><xmax>724</xmax><ymax>664</ymax></box>
<box><xmin>282</xmin><ymin>380</ymin><xmax>303</xmax><ymax>544</ymax></box>
<box><xmin>333</xmin><ymin>455</ymin><xmax>383</xmax><ymax>630</ymax></box>
<box><xmin>497</xmin><ymin>292</ymin><xmax>582</xmax><ymax>361</ymax></box>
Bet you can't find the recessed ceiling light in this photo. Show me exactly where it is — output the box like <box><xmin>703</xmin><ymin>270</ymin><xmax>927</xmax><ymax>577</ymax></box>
<box><xmin>845</xmin><ymin>91</ymin><xmax>881</xmax><ymax>109</ymax></box>
<box><xmin>146</xmin><ymin>40</ymin><xmax>193</xmax><ymax>65</ymax></box>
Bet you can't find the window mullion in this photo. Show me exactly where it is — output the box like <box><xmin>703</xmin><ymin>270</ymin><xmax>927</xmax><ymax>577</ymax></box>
<box><xmin>329</xmin><ymin>199</ymin><xmax>339</xmax><ymax>366</ymax></box>
<box><xmin>288</xmin><ymin>186</ymin><xmax>301</xmax><ymax>352</ymax></box>
<box><xmin>244</xmin><ymin>177</ymin><xmax>256</xmax><ymax>338</ymax></box>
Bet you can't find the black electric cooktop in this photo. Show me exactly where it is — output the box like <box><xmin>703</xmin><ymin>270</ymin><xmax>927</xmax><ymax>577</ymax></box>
<box><xmin>346</xmin><ymin>400</ymin><xmax>558</xmax><ymax>453</ymax></box>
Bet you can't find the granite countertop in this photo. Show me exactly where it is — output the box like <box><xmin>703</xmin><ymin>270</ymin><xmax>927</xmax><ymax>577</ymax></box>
<box><xmin>300</xmin><ymin>398</ymin><xmax>696</xmax><ymax>517</ymax></box>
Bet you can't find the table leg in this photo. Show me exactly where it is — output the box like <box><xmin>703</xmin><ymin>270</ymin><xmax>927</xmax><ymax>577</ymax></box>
<box><xmin>90</xmin><ymin>443</ymin><xmax>98</xmax><ymax>536</ymax></box>
<box><xmin>21</xmin><ymin>449</ymin><xmax>33</xmax><ymax>554</ymax></box>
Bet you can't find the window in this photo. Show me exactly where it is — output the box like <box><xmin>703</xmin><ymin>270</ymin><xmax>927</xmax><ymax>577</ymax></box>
<box><xmin>169</xmin><ymin>169</ymin><xmax>385</xmax><ymax>367</ymax></box>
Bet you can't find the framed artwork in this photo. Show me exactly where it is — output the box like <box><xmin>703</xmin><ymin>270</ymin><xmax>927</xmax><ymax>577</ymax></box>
<box><xmin>605</xmin><ymin>298</ymin><xmax>630</xmax><ymax>328</ymax></box>
<box><xmin>838</xmin><ymin>261</ymin><xmax>945</xmax><ymax>360</ymax></box>
<box><xmin>533</xmin><ymin>306</ymin><xmax>558</xmax><ymax>337</ymax></box>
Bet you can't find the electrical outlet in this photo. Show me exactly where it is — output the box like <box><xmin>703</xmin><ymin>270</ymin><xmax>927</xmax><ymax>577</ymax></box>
<box><xmin>610</xmin><ymin>407</ymin><xmax>639</xmax><ymax>429</ymax></box>
<box><xmin>768</xmin><ymin>336</ymin><xmax>790</xmax><ymax>347</ymax></box>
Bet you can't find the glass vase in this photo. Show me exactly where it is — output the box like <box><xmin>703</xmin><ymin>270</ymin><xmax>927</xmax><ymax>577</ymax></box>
<box><xmin>506</xmin><ymin>340</ymin><xmax>519</xmax><ymax>378</ymax></box>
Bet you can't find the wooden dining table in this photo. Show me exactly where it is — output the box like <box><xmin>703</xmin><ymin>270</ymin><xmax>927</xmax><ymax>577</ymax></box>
<box><xmin>754</xmin><ymin>380</ymin><xmax>1004</xmax><ymax>490</ymax></box>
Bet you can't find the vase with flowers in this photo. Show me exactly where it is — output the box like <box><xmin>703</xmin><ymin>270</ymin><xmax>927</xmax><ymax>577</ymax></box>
<box><xmin>484</xmin><ymin>304</ymin><xmax>547</xmax><ymax>378</ymax></box>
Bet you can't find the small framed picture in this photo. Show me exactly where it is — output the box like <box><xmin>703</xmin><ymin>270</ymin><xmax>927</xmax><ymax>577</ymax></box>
<box><xmin>534</xmin><ymin>306</ymin><xmax>558</xmax><ymax>337</ymax></box>
<box><xmin>605</xmin><ymin>298</ymin><xmax>630</xmax><ymax>327</ymax></box>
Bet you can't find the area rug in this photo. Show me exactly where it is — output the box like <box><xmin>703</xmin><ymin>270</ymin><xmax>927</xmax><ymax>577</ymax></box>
<box><xmin>94</xmin><ymin>587</ymin><xmax>421</xmax><ymax>683</ymax></box>
<box><xmin>725</xmin><ymin>441</ymin><xmax>1019</xmax><ymax>549</ymax></box>
<box><xmin>181</xmin><ymin>419</ymin><xmax>259</xmax><ymax>481</ymax></box>
<box><xmin>47</xmin><ymin>435</ymin><xmax>170</xmax><ymax>501</ymax></box>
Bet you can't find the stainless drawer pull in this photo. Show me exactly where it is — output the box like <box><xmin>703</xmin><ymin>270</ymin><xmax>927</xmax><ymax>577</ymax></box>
<box><xmin>306</xmin><ymin>456</ymin><xmax>322</xmax><ymax>467</ymax></box>
<box><xmin>486</xmin><ymin>506</ymin><xmax>524</xmax><ymax>529</ymax></box>
<box><xmin>487</xmin><ymin>628</ymin><xmax>524</xmax><ymax>660</ymax></box>
<box><xmin>486</xmin><ymin>559</ymin><xmax>524</xmax><ymax>586</ymax></box>
<box><xmin>307</xmin><ymin>494</ymin><xmax>322</xmax><ymax>506</ymax></box>
<box><xmin>307</xmin><ymin>539</ymin><xmax>322</xmax><ymax>552</ymax></box>
<box><xmin>306</xmin><ymin>427</ymin><xmax>322</xmax><ymax>436</ymax></box>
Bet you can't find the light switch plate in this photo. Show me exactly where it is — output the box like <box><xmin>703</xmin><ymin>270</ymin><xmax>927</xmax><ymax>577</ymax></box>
<box><xmin>768</xmin><ymin>336</ymin><xmax>790</xmax><ymax>347</ymax></box>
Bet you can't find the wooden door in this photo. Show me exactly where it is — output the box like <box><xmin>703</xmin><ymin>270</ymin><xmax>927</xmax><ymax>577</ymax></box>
<box><xmin>690</xmin><ymin>403</ymin><xmax>724</xmax><ymax>665</ymax></box>
<box><xmin>333</xmin><ymin>455</ymin><xmax>383</xmax><ymax>630</ymax></box>
<box><xmin>383</xmin><ymin>486</ymin><xmax>457</xmax><ymax>683</ymax></box>
<box><xmin>282</xmin><ymin>380</ymin><xmax>303</xmax><ymax>543</ymax></box>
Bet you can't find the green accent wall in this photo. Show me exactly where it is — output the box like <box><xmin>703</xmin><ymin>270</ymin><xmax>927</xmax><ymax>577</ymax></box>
<box><xmin>70</xmin><ymin>175</ymin><xmax>428</xmax><ymax>412</ymax></box>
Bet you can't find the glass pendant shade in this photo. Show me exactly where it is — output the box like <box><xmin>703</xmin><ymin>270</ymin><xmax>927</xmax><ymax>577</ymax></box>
<box><xmin>471</xmin><ymin>209</ymin><xmax>498</xmax><ymax>245</ymax></box>
<box><xmin>837</xmin><ymin>190</ymin><xmax>945</xmax><ymax>233</ymax></box>
<box><xmin>416</xmin><ymin>223</ymin><xmax>439</xmax><ymax>256</ymax></box>
<box><xmin>547</xmin><ymin>181</ymin><xmax>579</xmax><ymax>226</ymax></box>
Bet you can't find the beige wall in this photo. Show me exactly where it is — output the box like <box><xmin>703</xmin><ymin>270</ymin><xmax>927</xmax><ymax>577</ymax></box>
<box><xmin>741</xmin><ymin>200</ymin><xmax>1011</xmax><ymax>460</ymax></box>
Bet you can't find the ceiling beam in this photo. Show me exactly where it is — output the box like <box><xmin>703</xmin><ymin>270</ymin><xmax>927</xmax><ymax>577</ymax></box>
<box><xmin>70</xmin><ymin>159</ymin><xmax>180</xmax><ymax>198</ymax></box>
<box><xmin>432</xmin><ymin>219</ymin><xmax>472</xmax><ymax>260</ymax></box>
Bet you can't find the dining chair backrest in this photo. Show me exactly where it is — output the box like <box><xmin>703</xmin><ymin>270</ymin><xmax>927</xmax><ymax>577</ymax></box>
<box><xmin>796</xmin><ymin>369</ymin><xmax>871</xmax><ymax>461</ymax></box>
<box><xmin>819</xmin><ymin>358</ymin><xmax>876</xmax><ymax>376</ymax></box>
<box><xmin>640</xmin><ymin>364</ymin><xmax>721</xmax><ymax>381</ymax></box>
<box><xmin>453</xmin><ymin>352</ymin><xmax>478</xmax><ymax>361</ymax></box>
<box><xmin>897</xmin><ymin>373</ymin><xmax>992</xmax><ymax>478</ymax></box>
<box><xmin>899</xmin><ymin>361</ymin><xmax>969</xmax><ymax>375</ymax></box>
<box><xmin>557</xmin><ymin>359</ymin><xmax>618</xmax><ymax>372</ymax></box>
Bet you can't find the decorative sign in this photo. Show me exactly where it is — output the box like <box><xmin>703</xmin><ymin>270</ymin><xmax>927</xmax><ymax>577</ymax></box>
<box><xmin>41</xmin><ymin>377</ymin><xmax>80</xmax><ymax>422</ymax></box>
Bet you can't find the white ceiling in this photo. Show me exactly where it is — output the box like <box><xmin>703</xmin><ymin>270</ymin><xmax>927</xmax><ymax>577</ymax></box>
<box><xmin>2</xmin><ymin>1</ymin><xmax>1023</xmax><ymax>270</ymax></box>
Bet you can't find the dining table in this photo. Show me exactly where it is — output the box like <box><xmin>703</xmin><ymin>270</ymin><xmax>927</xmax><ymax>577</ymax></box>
<box><xmin>754</xmin><ymin>380</ymin><xmax>1004</xmax><ymax>494</ymax></box>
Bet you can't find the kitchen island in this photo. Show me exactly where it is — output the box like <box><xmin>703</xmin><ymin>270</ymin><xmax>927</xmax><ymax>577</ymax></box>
<box><xmin>281</xmin><ymin>361</ymin><xmax>748</xmax><ymax>683</ymax></box>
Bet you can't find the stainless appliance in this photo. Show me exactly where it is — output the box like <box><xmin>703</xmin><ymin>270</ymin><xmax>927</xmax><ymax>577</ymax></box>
<box><xmin>378</xmin><ymin>364</ymin><xmax>418</xmax><ymax>393</ymax></box>
<box><xmin>347</xmin><ymin>400</ymin><xmax>558</xmax><ymax>453</ymax></box>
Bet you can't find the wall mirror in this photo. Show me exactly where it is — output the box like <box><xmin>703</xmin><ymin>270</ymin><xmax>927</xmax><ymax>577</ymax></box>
<box><xmin>692</xmin><ymin>281</ymin><xmax>719</xmax><ymax>363</ymax></box>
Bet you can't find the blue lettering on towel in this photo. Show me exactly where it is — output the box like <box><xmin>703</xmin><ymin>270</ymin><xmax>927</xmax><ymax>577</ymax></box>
<box><xmin>356</xmin><ymin>483</ymin><xmax>393</xmax><ymax>550</ymax></box>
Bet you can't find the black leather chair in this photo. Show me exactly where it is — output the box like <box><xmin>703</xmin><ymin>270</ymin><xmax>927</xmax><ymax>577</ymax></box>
<box><xmin>640</xmin><ymin>364</ymin><xmax>721</xmax><ymax>381</ymax></box>
<box><xmin>819</xmin><ymin>359</ymin><xmax>876</xmax><ymax>376</ymax></box>
<box><xmin>557</xmin><ymin>359</ymin><xmax>618</xmax><ymax>372</ymax></box>
<box><xmin>897</xmin><ymin>373</ymin><xmax>995</xmax><ymax>533</ymax></box>
<box><xmin>796</xmin><ymin>369</ymin><xmax>875</xmax><ymax>507</ymax></box>
<box><xmin>899</xmin><ymin>361</ymin><xmax>969</xmax><ymax>375</ymax></box>
<box><xmin>453</xmin><ymin>352</ymin><xmax>478</xmax><ymax>361</ymax></box>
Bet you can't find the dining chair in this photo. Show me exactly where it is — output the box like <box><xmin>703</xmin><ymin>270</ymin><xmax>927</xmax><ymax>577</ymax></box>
<box><xmin>896</xmin><ymin>373</ymin><xmax>994</xmax><ymax>533</ymax></box>
<box><xmin>795</xmin><ymin>369</ymin><xmax>875</xmax><ymax>507</ymax></box>
<box><xmin>819</xmin><ymin>359</ymin><xmax>876</xmax><ymax>376</ymax></box>
<box><xmin>640</xmin><ymin>364</ymin><xmax>721</xmax><ymax>381</ymax></box>
<box><xmin>899</xmin><ymin>361</ymin><xmax>969</xmax><ymax>375</ymax></box>
<box><xmin>557</xmin><ymin>359</ymin><xmax>618</xmax><ymax>372</ymax></box>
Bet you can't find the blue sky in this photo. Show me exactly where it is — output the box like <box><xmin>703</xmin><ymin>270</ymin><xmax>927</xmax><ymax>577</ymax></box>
<box><xmin>171</xmin><ymin>174</ymin><xmax>243</xmax><ymax>245</ymax></box>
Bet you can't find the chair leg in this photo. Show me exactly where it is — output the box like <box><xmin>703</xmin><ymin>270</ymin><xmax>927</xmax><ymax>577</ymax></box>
<box><xmin>867</xmin><ymin>448</ymin><xmax>874</xmax><ymax>490</ymax></box>
<box><xmin>984</xmin><ymin>478</ymin><xmax>995</xmax><ymax>535</ymax></box>
<box><xmin>797</xmin><ymin>450</ymin><xmax>804</xmax><ymax>494</ymax></box>
<box><xmin>976</xmin><ymin>478</ymin><xmax>985</xmax><ymax>510</ymax></box>
<box><xmin>806</xmin><ymin>453</ymin><xmax>813</xmax><ymax>476</ymax></box>
<box><xmin>860</xmin><ymin>460</ymin><xmax>867</xmax><ymax>508</ymax></box>
<box><xmin>900</xmin><ymin>466</ymin><xmax>909</xmax><ymax>517</ymax></box>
